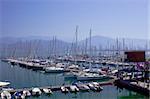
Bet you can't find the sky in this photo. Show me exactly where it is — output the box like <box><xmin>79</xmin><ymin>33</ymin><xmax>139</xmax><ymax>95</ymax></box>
<box><xmin>1</xmin><ymin>0</ymin><xmax>149</xmax><ymax>42</ymax></box>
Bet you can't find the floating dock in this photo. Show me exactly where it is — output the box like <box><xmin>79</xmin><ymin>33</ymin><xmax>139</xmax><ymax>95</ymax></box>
<box><xmin>1</xmin><ymin>59</ymin><xmax>48</xmax><ymax>70</ymax></box>
<box><xmin>0</xmin><ymin>79</ymin><xmax>115</xmax><ymax>94</ymax></box>
<box><xmin>1</xmin><ymin>58</ymin><xmax>130</xmax><ymax>71</ymax></box>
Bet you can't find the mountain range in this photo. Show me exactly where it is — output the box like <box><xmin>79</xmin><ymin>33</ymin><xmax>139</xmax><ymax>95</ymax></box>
<box><xmin>0</xmin><ymin>36</ymin><xmax>149</xmax><ymax>58</ymax></box>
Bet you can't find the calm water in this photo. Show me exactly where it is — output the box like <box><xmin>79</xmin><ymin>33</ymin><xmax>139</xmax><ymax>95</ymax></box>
<box><xmin>0</xmin><ymin>61</ymin><xmax>148</xmax><ymax>99</ymax></box>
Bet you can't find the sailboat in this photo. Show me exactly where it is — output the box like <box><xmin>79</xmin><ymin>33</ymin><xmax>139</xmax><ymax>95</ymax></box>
<box><xmin>77</xmin><ymin>29</ymin><xmax>109</xmax><ymax>81</ymax></box>
<box><xmin>44</xmin><ymin>36</ymin><xmax>68</xmax><ymax>73</ymax></box>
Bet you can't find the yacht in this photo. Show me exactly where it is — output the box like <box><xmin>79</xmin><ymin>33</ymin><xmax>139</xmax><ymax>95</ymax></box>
<box><xmin>77</xmin><ymin>72</ymin><xmax>108</xmax><ymax>81</ymax></box>
<box><xmin>0</xmin><ymin>81</ymin><xmax>10</xmax><ymax>87</ymax></box>
<box><xmin>44</xmin><ymin>67</ymin><xmax>67</xmax><ymax>73</ymax></box>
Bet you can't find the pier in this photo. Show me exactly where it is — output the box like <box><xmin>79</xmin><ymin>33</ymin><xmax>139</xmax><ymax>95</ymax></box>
<box><xmin>0</xmin><ymin>79</ymin><xmax>115</xmax><ymax>94</ymax></box>
<box><xmin>1</xmin><ymin>58</ymin><xmax>130</xmax><ymax>71</ymax></box>
<box><xmin>1</xmin><ymin>59</ymin><xmax>49</xmax><ymax>70</ymax></box>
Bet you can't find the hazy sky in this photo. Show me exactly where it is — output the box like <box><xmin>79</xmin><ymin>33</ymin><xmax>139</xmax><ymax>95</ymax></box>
<box><xmin>1</xmin><ymin>0</ymin><xmax>149</xmax><ymax>41</ymax></box>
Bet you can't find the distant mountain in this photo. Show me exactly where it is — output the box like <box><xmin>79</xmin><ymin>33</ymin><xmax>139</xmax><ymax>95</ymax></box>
<box><xmin>79</xmin><ymin>35</ymin><xmax>149</xmax><ymax>50</ymax></box>
<box><xmin>0</xmin><ymin>36</ymin><xmax>149</xmax><ymax>48</ymax></box>
<box><xmin>79</xmin><ymin>35</ymin><xmax>114</xmax><ymax>49</ymax></box>
<box><xmin>0</xmin><ymin>36</ymin><xmax>149</xmax><ymax>58</ymax></box>
<box><xmin>0</xmin><ymin>36</ymin><xmax>71</xmax><ymax>58</ymax></box>
<box><xmin>0</xmin><ymin>36</ymin><xmax>53</xmax><ymax>45</ymax></box>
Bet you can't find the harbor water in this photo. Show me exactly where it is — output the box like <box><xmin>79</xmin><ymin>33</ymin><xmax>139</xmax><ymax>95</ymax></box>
<box><xmin>0</xmin><ymin>61</ymin><xmax>148</xmax><ymax>99</ymax></box>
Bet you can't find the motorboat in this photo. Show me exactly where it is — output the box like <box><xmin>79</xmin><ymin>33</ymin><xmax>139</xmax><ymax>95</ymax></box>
<box><xmin>77</xmin><ymin>72</ymin><xmax>108</xmax><ymax>81</ymax></box>
<box><xmin>75</xmin><ymin>84</ymin><xmax>90</xmax><ymax>91</ymax></box>
<box><xmin>42</xmin><ymin>88</ymin><xmax>53</xmax><ymax>95</ymax></box>
<box><xmin>88</xmin><ymin>83</ymin><xmax>97</xmax><ymax>91</ymax></box>
<box><xmin>69</xmin><ymin>85</ymin><xmax>79</xmax><ymax>93</ymax></box>
<box><xmin>0</xmin><ymin>81</ymin><xmax>10</xmax><ymax>87</ymax></box>
<box><xmin>22</xmin><ymin>90</ymin><xmax>31</xmax><ymax>97</ymax></box>
<box><xmin>91</xmin><ymin>82</ymin><xmax>100</xmax><ymax>86</ymax></box>
<box><xmin>13</xmin><ymin>91</ymin><xmax>23</xmax><ymax>99</ymax></box>
<box><xmin>67</xmin><ymin>64</ymin><xmax>80</xmax><ymax>71</ymax></box>
<box><xmin>60</xmin><ymin>86</ymin><xmax>69</xmax><ymax>93</ymax></box>
<box><xmin>83</xmin><ymin>68</ymin><xmax>102</xmax><ymax>73</ymax></box>
<box><xmin>1</xmin><ymin>90</ymin><xmax>11</xmax><ymax>99</ymax></box>
<box><xmin>92</xmin><ymin>82</ymin><xmax>103</xmax><ymax>91</ymax></box>
<box><xmin>89</xmin><ymin>82</ymin><xmax>103</xmax><ymax>91</ymax></box>
<box><xmin>44</xmin><ymin>67</ymin><xmax>67</xmax><ymax>73</ymax></box>
<box><xmin>31</xmin><ymin>88</ymin><xmax>42</xmax><ymax>96</ymax></box>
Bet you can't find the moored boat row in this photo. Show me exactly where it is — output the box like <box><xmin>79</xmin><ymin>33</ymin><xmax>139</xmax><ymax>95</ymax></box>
<box><xmin>1</xmin><ymin>82</ymin><xmax>104</xmax><ymax>98</ymax></box>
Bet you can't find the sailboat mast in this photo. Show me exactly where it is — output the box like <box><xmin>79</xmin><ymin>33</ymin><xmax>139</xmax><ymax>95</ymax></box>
<box><xmin>74</xmin><ymin>25</ymin><xmax>78</xmax><ymax>65</ymax></box>
<box><xmin>89</xmin><ymin>28</ymin><xmax>92</xmax><ymax>57</ymax></box>
<box><xmin>54</xmin><ymin>36</ymin><xmax>57</xmax><ymax>58</ymax></box>
<box><xmin>75</xmin><ymin>25</ymin><xmax>78</xmax><ymax>56</ymax></box>
<box><xmin>89</xmin><ymin>28</ymin><xmax>92</xmax><ymax>70</ymax></box>
<box><xmin>85</xmin><ymin>38</ymin><xmax>88</xmax><ymax>55</ymax></box>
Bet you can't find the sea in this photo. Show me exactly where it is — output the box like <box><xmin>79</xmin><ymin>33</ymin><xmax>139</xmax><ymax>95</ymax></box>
<box><xmin>0</xmin><ymin>61</ymin><xmax>148</xmax><ymax>99</ymax></box>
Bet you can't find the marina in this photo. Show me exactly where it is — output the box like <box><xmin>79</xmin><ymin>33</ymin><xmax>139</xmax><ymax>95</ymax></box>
<box><xmin>0</xmin><ymin>39</ymin><xmax>150</xmax><ymax>98</ymax></box>
<box><xmin>1</xmin><ymin>0</ymin><xmax>150</xmax><ymax>98</ymax></box>
<box><xmin>0</xmin><ymin>53</ymin><xmax>149</xmax><ymax>98</ymax></box>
